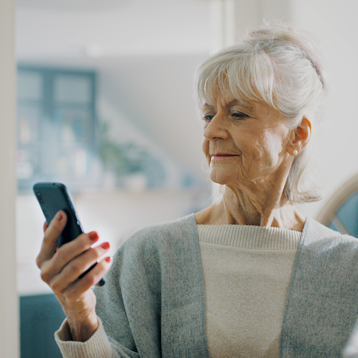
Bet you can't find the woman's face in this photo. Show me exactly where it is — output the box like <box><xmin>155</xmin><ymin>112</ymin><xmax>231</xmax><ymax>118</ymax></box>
<box><xmin>202</xmin><ymin>89</ymin><xmax>293</xmax><ymax>188</ymax></box>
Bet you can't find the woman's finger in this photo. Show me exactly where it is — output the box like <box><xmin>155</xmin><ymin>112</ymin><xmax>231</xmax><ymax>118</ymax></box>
<box><xmin>49</xmin><ymin>241</ymin><xmax>110</xmax><ymax>293</ymax></box>
<box><xmin>62</xmin><ymin>256</ymin><xmax>113</xmax><ymax>300</ymax></box>
<box><xmin>48</xmin><ymin>231</ymin><xmax>100</xmax><ymax>276</ymax></box>
<box><xmin>36</xmin><ymin>211</ymin><xmax>67</xmax><ymax>268</ymax></box>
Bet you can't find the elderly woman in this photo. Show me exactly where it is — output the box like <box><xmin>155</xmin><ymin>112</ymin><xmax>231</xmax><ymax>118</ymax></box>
<box><xmin>37</xmin><ymin>25</ymin><xmax>358</xmax><ymax>357</ymax></box>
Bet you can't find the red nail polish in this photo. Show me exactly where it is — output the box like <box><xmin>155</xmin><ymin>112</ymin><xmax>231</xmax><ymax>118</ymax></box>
<box><xmin>89</xmin><ymin>232</ymin><xmax>99</xmax><ymax>241</ymax></box>
<box><xmin>102</xmin><ymin>242</ymin><xmax>110</xmax><ymax>250</ymax></box>
<box><xmin>105</xmin><ymin>256</ymin><xmax>112</xmax><ymax>263</ymax></box>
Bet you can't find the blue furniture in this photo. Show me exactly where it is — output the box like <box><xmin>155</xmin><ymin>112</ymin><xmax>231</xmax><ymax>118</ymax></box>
<box><xmin>20</xmin><ymin>294</ymin><xmax>66</xmax><ymax>358</ymax></box>
<box><xmin>317</xmin><ymin>174</ymin><xmax>358</xmax><ymax>238</ymax></box>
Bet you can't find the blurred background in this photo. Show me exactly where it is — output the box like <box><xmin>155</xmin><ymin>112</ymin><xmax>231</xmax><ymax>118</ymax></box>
<box><xmin>14</xmin><ymin>0</ymin><xmax>358</xmax><ymax>356</ymax></box>
<box><xmin>16</xmin><ymin>0</ymin><xmax>213</xmax><ymax>296</ymax></box>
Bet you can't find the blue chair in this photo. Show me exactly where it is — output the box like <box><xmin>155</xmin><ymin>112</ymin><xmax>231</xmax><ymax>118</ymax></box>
<box><xmin>316</xmin><ymin>174</ymin><xmax>358</xmax><ymax>237</ymax></box>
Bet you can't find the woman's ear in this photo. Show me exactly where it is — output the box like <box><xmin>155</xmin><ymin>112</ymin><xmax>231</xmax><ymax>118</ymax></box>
<box><xmin>288</xmin><ymin>117</ymin><xmax>311</xmax><ymax>156</ymax></box>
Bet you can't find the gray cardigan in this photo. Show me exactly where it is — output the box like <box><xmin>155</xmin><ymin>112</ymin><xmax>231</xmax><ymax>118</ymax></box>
<box><xmin>94</xmin><ymin>214</ymin><xmax>358</xmax><ymax>357</ymax></box>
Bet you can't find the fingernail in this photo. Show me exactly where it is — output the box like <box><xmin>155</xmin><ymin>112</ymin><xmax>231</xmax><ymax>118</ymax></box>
<box><xmin>89</xmin><ymin>232</ymin><xmax>99</xmax><ymax>241</ymax></box>
<box><xmin>56</xmin><ymin>212</ymin><xmax>63</xmax><ymax>221</ymax></box>
<box><xmin>105</xmin><ymin>256</ymin><xmax>112</xmax><ymax>263</ymax></box>
<box><xmin>101</xmin><ymin>242</ymin><xmax>110</xmax><ymax>250</ymax></box>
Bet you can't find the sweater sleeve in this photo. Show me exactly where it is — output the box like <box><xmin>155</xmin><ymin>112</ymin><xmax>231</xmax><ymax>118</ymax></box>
<box><xmin>54</xmin><ymin>227</ymin><xmax>161</xmax><ymax>358</ymax></box>
<box><xmin>55</xmin><ymin>317</ymin><xmax>121</xmax><ymax>358</ymax></box>
<box><xmin>55</xmin><ymin>317</ymin><xmax>139</xmax><ymax>358</ymax></box>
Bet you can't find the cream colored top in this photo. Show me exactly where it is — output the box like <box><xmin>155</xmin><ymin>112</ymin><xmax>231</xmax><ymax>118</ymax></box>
<box><xmin>197</xmin><ymin>224</ymin><xmax>301</xmax><ymax>358</ymax></box>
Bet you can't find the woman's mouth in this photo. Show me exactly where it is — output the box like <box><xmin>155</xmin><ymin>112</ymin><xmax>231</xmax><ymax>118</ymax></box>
<box><xmin>210</xmin><ymin>153</ymin><xmax>240</xmax><ymax>161</ymax></box>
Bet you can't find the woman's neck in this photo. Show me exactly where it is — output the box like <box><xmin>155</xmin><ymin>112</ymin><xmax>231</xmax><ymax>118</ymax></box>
<box><xmin>195</xmin><ymin>186</ymin><xmax>305</xmax><ymax>232</ymax></box>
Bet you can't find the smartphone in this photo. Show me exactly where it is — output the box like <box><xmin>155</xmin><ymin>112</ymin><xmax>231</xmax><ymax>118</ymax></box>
<box><xmin>33</xmin><ymin>182</ymin><xmax>105</xmax><ymax>286</ymax></box>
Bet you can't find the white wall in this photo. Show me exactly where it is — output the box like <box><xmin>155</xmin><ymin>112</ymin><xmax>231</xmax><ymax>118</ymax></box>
<box><xmin>0</xmin><ymin>0</ymin><xmax>19</xmax><ymax>355</ymax></box>
<box><xmin>289</xmin><ymin>0</ymin><xmax>358</xmax><ymax>219</ymax></box>
<box><xmin>95</xmin><ymin>54</ymin><xmax>210</xmax><ymax>187</ymax></box>
<box><xmin>98</xmin><ymin>96</ymin><xmax>185</xmax><ymax>189</ymax></box>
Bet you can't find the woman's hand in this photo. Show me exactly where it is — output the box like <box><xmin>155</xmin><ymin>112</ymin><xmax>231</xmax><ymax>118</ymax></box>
<box><xmin>36</xmin><ymin>210</ymin><xmax>113</xmax><ymax>342</ymax></box>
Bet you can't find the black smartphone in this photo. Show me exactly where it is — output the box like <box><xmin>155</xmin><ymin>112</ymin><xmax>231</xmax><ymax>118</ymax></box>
<box><xmin>33</xmin><ymin>182</ymin><xmax>105</xmax><ymax>286</ymax></box>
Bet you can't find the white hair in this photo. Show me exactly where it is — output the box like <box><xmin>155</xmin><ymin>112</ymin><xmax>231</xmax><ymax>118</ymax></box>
<box><xmin>194</xmin><ymin>24</ymin><xmax>328</xmax><ymax>203</ymax></box>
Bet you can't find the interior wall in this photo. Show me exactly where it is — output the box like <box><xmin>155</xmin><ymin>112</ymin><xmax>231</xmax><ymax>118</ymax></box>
<box><xmin>234</xmin><ymin>0</ymin><xmax>291</xmax><ymax>37</ymax></box>
<box><xmin>98</xmin><ymin>95</ymin><xmax>185</xmax><ymax>189</ymax></box>
<box><xmin>96</xmin><ymin>54</ymin><xmax>210</xmax><ymax>187</ymax></box>
<box><xmin>289</xmin><ymin>0</ymin><xmax>358</xmax><ymax>219</ymax></box>
<box><xmin>0</xmin><ymin>0</ymin><xmax>19</xmax><ymax>356</ymax></box>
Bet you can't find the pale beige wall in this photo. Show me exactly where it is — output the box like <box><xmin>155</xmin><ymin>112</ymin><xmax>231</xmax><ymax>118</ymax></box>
<box><xmin>290</xmin><ymin>0</ymin><xmax>358</xmax><ymax>219</ymax></box>
<box><xmin>0</xmin><ymin>0</ymin><xmax>19</xmax><ymax>356</ymax></box>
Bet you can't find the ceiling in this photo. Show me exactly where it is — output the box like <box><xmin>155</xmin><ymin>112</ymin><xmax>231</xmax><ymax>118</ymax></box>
<box><xmin>16</xmin><ymin>0</ymin><xmax>211</xmax><ymax>58</ymax></box>
<box><xmin>17</xmin><ymin>0</ymin><xmax>128</xmax><ymax>12</ymax></box>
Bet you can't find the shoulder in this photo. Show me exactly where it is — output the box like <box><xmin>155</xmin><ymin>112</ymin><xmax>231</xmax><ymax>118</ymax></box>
<box><xmin>283</xmin><ymin>218</ymin><xmax>358</xmax><ymax>356</ymax></box>
<box><xmin>301</xmin><ymin>217</ymin><xmax>358</xmax><ymax>258</ymax></box>
<box><xmin>130</xmin><ymin>213</ymin><xmax>196</xmax><ymax>239</ymax></box>
<box><xmin>302</xmin><ymin>218</ymin><xmax>358</xmax><ymax>242</ymax></box>
<box><xmin>124</xmin><ymin>213</ymin><xmax>197</xmax><ymax>249</ymax></box>
<box><xmin>112</xmin><ymin>213</ymin><xmax>198</xmax><ymax>266</ymax></box>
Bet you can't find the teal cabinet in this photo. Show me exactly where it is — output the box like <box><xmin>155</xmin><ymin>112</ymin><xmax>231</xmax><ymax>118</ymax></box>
<box><xmin>20</xmin><ymin>294</ymin><xmax>66</xmax><ymax>358</ymax></box>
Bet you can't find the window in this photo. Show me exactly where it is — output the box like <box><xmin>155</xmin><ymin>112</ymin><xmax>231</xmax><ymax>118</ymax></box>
<box><xmin>17</xmin><ymin>67</ymin><xmax>100</xmax><ymax>193</ymax></box>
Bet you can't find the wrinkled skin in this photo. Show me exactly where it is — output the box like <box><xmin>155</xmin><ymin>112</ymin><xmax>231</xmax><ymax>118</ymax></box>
<box><xmin>195</xmin><ymin>89</ymin><xmax>310</xmax><ymax>231</ymax></box>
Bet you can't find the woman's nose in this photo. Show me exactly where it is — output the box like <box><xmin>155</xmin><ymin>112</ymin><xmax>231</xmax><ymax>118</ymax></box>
<box><xmin>203</xmin><ymin>114</ymin><xmax>229</xmax><ymax>141</ymax></box>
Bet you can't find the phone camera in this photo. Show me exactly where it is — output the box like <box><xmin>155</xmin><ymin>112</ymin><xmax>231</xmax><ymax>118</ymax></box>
<box><xmin>35</xmin><ymin>191</ymin><xmax>45</xmax><ymax>204</ymax></box>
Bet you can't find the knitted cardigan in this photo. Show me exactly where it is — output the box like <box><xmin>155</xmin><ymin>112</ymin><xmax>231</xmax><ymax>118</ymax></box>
<box><xmin>92</xmin><ymin>214</ymin><xmax>358</xmax><ymax>357</ymax></box>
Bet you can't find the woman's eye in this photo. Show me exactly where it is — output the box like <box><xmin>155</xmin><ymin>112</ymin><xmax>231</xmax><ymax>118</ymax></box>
<box><xmin>203</xmin><ymin>114</ymin><xmax>214</xmax><ymax>122</ymax></box>
<box><xmin>231</xmin><ymin>112</ymin><xmax>247</xmax><ymax>119</ymax></box>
